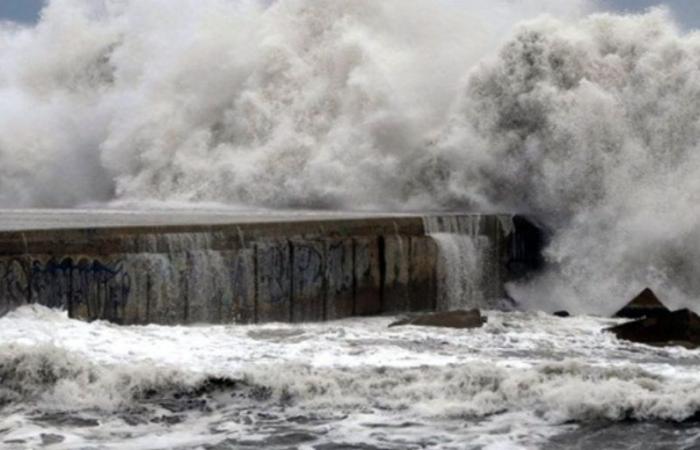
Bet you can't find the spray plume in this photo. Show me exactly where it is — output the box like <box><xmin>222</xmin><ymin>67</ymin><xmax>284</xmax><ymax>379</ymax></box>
<box><xmin>3</xmin><ymin>1</ymin><xmax>700</xmax><ymax>312</ymax></box>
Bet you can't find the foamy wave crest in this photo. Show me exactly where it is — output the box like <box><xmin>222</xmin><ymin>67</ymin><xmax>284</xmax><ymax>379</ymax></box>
<box><xmin>0</xmin><ymin>344</ymin><xmax>201</xmax><ymax>411</ymax></box>
<box><xmin>239</xmin><ymin>361</ymin><xmax>700</xmax><ymax>423</ymax></box>
<box><xmin>2</xmin><ymin>344</ymin><xmax>700</xmax><ymax>424</ymax></box>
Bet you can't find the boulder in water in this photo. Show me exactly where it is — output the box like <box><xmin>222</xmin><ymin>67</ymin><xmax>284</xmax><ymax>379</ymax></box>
<box><xmin>613</xmin><ymin>288</ymin><xmax>670</xmax><ymax>319</ymax></box>
<box><xmin>553</xmin><ymin>311</ymin><xmax>570</xmax><ymax>318</ymax></box>
<box><xmin>607</xmin><ymin>309</ymin><xmax>700</xmax><ymax>349</ymax></box>
<box><xmin>388</xmin><ymin>309</ymin><xmax>486</xmax><ymax>329</ymax></box>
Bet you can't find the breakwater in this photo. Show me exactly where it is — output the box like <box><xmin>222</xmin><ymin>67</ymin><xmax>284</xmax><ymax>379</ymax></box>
<box><xmin>0</xmin><ymin>214</ymin><xmax>537</xmax><ymax>324</ymax></box>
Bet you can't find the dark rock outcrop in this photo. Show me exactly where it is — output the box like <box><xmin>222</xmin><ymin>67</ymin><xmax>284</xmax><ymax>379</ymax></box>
<box><xmin>506</xmin><ymin>215</ymin><xmax>548</xmax><ymax>281</ymax></box>
<box><xmin>553</xmin><ymin>311</ymin><xmax>570</xmax><ymax>318</ymax></box>
<box><xmin>607</xmin><ymin>308</ymin><xmax>700</xmax><ymax>349</ymax></box>
<box><xmin>613</xmin><ymin>288</ymin><xmax>670</xmax><ymax>319</ymax></box>
<box><xmin>389</xmin><ymin>309</ymin><xmax>486</xmax><ymax>329</ymax></box>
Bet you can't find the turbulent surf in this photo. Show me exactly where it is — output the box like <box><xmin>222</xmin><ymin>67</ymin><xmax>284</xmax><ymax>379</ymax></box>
<box><xmin>2</xmin><ymin>305</ymin><xmax>700</xmax><ymax>449</ymax></box>
<box><xmin>2</xmin><ymin>1</ymin><xmax>700</xmax><ymax>448</ymax></box>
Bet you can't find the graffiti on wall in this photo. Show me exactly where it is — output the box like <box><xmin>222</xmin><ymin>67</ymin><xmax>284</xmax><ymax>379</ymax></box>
<box><xmin>291</xmin><ymin>242</ymin><xmax>325</xmax><ymax>321</ymax></box>
<box><xmin>32</xmin><ymin>258</ymin><xmax>131</xmax><ymax>316</ymax></box>
<box><xmin>0</xmin><ymin>257</ymin><xmax>131</xmax><ymax>318</ymax></box>
<box><xmin>256</xmin><ymin>244</ymin><xmax>291</xmax><ymax>306</ymax></box>
<box><xmin>0</xmin><ymin>259</ymin><xmax>30</xmax><ymax>306</ymax></box>
<box><xmin>292</xmin><ymin>242</ymin><xmax>324</xmax><ymax>295</ymax></box>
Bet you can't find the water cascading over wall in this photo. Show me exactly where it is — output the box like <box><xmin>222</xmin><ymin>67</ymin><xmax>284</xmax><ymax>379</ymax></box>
<box><xmin>0</xmin><ymin>215</ymin><xmax>528</xmax><ymax>324</ymax></box>
<box><xmin>424</xmin><ymin>215</ymin><xmax>512</xmax><ymax>310</ymax></box>
<box><xmin>3</xmin><ymin>3</ymin><xmax>700</xmax><ymax>314</ymax></box>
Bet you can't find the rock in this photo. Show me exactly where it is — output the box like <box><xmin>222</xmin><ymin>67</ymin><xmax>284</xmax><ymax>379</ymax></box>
<box><xmin>613</xmin><ymin>288</ymin><xmax>670</xmax><ymax>319</ymax></box>
<box><xmin>389</xmin><ymin>309</ymin><xmax>486</xmax><ymax>329</ymax></box>
<box><xmin>553</xmin><ymin>311</ymin><xmax>570</xmax><ymax>318</ymax></box>
<box><xmin>607</xmin><ymin>308</ymin><xmax>700</xmax><ymax>349</ymax></box>
<box><xmin>33</xmin><ymin>413</ymin><xmax>99</xmax><ymax>428</ymax></box>
<box><xmin>40</xmin><ymin>434</ymin><xmax>65</xmax><ymax>446</ymax></box>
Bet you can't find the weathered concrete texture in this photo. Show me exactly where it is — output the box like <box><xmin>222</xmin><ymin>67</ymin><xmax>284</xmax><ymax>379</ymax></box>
<box><xmin>256</xmin><ymin>241</ymin><xmax>292</xmax><ymax>323</ymax></box>
<box><xmin>0</xmin><ymin>258</ymin><xmax>30</xmax><ymax>317</ymax></box>
<box><xmin>353</xmin><ymin>237</ymin><xmax>382</xmax><ymax>316</ymax></box>
<box><xmin>291</xmin><ymin>240</ymin><xmax>325</xmax><ymax>323</ymax></box>
<box><xmin>325</xmin><ymin>240</ymin><xmax>354</xmax><ymax>320</ymax></box>
<box><xmin>225</xmin><ymin>249</ymin><xmax>256</xmax><ymax>324</ymax></box>
<box><xmin>0</xmin><ymin>215</ymin><xmax>526</xmax><ymax>325</ymax></box>
<box><xmin>408</xmin><ymin>236</ymin><xmax>438</xmax><ymax>312</ymax></box>
<box><xmin>381</xmin><ymin>235</ymin><xmax>411</xmax><ymax>313</ymax></box>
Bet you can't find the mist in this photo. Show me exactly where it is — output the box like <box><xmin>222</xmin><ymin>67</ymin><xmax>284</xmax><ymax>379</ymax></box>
<box><xmin>3</xmin><ymin>0</ymin><xmax>700</xmax><ymax>313</ymax></box>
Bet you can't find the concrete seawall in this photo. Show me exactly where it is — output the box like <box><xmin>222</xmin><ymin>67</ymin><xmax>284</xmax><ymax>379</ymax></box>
<box><xmin>0</xmin><ymin>214</ymin><xmax>533</xmax><ymax>324</ymax></box>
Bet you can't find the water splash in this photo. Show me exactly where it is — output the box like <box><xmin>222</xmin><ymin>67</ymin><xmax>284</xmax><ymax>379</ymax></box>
<box><xmin>2</xmin><ymin>1</ymin><xmax>700</xmax><ymax>314</ymax></box>
<box><xmin>0</xmin><ymin>0</ymin><xmax>590</xmax><ymax>210</ymax></box>
<box><xmin>423</xmin><ymin>215</ymin><xmax>494</xmax><ymax>310</ymax></box>
<box><xmin>445</xmin><ymin>10</ymin><xmax>700</xmax><ymax>313</ymax></box>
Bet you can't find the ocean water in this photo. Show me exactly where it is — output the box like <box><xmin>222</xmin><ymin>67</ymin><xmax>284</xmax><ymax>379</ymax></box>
<box><xmin>3</xmin><ymin>0</ymin><xmax>700</xmax><ymax>447</ymax></box>
<box><xmin>1</xmin><ymin>305</ymin><xmax>699</xmax><ymax>450</ymax></box>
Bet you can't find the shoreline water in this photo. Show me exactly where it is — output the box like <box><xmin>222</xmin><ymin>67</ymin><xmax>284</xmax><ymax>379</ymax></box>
<box><xmin>1</xmin><ymin>305</ymin><xmax>699</xmax><ymax>449</ymax></box>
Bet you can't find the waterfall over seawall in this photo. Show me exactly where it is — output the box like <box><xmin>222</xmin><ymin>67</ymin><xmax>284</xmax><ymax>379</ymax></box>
<box><xmin>424</xmin><ymin>215</ymin><xmax>510</xmax><ymax>311</ymax></box>
<box><xmin>0</xmin><ymin>214</ymin><xmax>524</xmax><ymax>324</ymax></box>
<box><xmin>1</xmin><ymin>2</ymin><xmax>699</xmax><ymax>314</ymax></box>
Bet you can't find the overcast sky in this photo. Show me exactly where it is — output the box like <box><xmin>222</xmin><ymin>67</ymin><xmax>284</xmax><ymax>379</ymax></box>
<box><xmin>600</xmin><ymin>0</ymin><xmax>700</xmax><ymax>28</ymax></box>
<box><xmin>1</xmin><ymin>0</ymin><xmax>699</xmax><ymax>29</ymax></box>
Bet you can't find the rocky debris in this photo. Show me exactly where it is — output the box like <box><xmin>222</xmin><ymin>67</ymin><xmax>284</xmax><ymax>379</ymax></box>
<box><xmin>553</xmin><ymin>311</ymin><xmax>570</xmax><ymax>318</ymax></box>
<box><xmin>40</xmin><ymin>434</ymin><xmax>65</xmax><ymax>446</ymax></box>
<box><xmin>33</xmin><ymin>413</ymin><xmax>99</xmax><ymax>428</ymax></box>
<box><xmin>607</xmin><ymin>308</ymin><xmax>700</xmax><ymax>349</ymax></box>
<box><xmin>389</xmin><ymin>309</ymin><xmax>486</xmax><ymax>329</ymax></box>
<box><xmin>613</xmin><ymin>288</ymin><xmax>670</xmax><ymax>319</ymax></box>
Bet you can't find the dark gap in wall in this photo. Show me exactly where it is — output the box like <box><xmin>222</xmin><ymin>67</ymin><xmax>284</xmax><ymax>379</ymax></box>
<box><xmin>378</xmin><ymin>236</ymin><xmax>386</xmax><ymax>313</ymax></box>
<box><xmin>351</xmin><ymin>239</ymin><xmax>358</xmax><ymax>316</ymax></box>
<box><xmin>507</xmin><ymin>215</ymin><xmax>548</xmax><ymax>281</ymax></box>
<box><xmin>253</xmin><ymin>243</ymin><xmax>259</xmax><ymax>323</ymax></box>
<box><xmin>146</xmin><ymin>273</ymin><xmax>152</xmax><ymax>323</ymax></box>
<box><xmin>288</xmin><ymin>240</ymin><xmax>294</xmax><ymax>323</ymax></box>
<box><xmin>321</xmin><ymin>241</ymin><xmax>328</xmax><ymax>321</ymax></box>
<box><xmin>183</xmin><ymin>253</ymin><xmax>190</xmax><ymax>323</ymax></box>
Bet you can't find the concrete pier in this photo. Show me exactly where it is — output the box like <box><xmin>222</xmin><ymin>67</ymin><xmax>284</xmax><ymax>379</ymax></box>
<box><xmin>0</xmin><ymin>214</ymin><xmax>532</xmax><ymax>324</ymax></box>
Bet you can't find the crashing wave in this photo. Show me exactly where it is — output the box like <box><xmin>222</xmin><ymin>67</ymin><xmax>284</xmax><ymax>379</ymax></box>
<box><xmin>1</xmin><ymin>344</ymin><xmax>699</xmax><ymax>424</ymax></box>
<box><xmin>1</xmin><ymin>1</ymin><xmax>700</xmax><ymax>312</ymax></box>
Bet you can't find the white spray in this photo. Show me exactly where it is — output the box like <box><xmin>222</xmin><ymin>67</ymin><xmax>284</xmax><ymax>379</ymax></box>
<box><xmin>423</xmin><ymin>215</ymin><xmax>489</xmax><ymax>310</ymax></box>
<box><xmin>2</xmin><ymin>1</ymin><xmax>699</xmax><ymax>313</ymax></box>
<box><xmin>443</xmin><ymin>10</ymin><xmax>700</xmax><ymax>313</ymax></box>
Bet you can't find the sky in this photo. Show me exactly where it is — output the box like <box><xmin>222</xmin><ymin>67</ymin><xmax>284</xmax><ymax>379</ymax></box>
<box><xmin>0</xmin><ymin>0</ymin><xmax>44</xmax><ymax>24</ymax></box>
<box><xmin>0</xmin><ymin>0</ymin><xmax>698</xmax><ymax>29</ymax></box>
<box><xmin>600</xmin><ymin>0</ymin><xmax>700</xmax><ymax>28</ymax></box>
